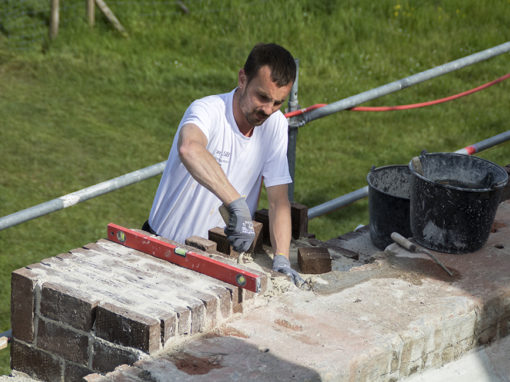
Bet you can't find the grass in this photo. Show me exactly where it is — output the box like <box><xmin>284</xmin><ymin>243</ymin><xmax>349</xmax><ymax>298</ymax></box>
<box><xmin>1</xmin><ymin>0</ymin><xmax>510</xmax><ymax>374</ymax></box>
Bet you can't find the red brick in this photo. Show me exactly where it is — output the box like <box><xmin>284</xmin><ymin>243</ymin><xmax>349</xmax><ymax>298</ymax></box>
<box><xmin>37</xmin><ymin>319</ymin><xmax>89</xmax><ymax>365</ymax></box>
<box><xmin>11</xmin><ymin>339</ymin><xmax>62</xmax><ymax>381</ymax></box>
<box><xmin>11</xmin><ymin>267</ymin><xmax>39</xmax><ymax>343</ymax></box>
<box><xmin>92</xmin><ymin>340</ymin><xmax>141</xmax><ymax>374</ymax></box>
<box><xmin>40</xmin><ymin>282</ymin><xmax>98</xmax><ymax>331</ymax></box>
<box><xmin>64</xmin><ymin>362</ymin><xmax>95</xmax><ymax>382</ymax></box>
<box><xmin>185</xmin><ymin>236</ymin><xmax>218</xmax><ymax>253</ymax></box>
<box><xmin>252</xmin><ymin>221</ymin><xmax>264</xmax><ymax>252</ymax></box>
<box><xmin>254</xmin><ymin>209</ymin><xmax>270</xmax><ymax>245</ymax></box>
<box><xmin>95</xmin><ymin>303</ymin><xmax>161</xmax><ymax>354</ymax></box>
<box><xmin>208</xmin><ymin>222</ymin><xmax>263</xmax><ymax>257</ymax></box>
<box><xmin>298</xmin><ymin>247</ymin><xmax>331</xmax><ymax>274</ymax></box>
<box><xmin>208</xmin><ymin>227</ymin><xmax>239</xmax><ymax>257</ymax></box>
<box><xmin>291</xmin><ymin>202</ymin><xmax>309</xmax><ymax>239</ymax></box>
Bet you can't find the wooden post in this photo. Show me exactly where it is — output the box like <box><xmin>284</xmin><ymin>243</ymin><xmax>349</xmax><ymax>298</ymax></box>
<box><xmin>95</xmin><ymin>0</ymin><xmax>127</xmax><ymax>36</ymax></box>
<box><xmin>50</xmin><ymin>0</ymin><xmax>59</xmax><ymax>40</ymax></box>
<box><xmin>87</xmin><ymin>0</ymin><xmax>95</xmax><ymax>27</ymax></box>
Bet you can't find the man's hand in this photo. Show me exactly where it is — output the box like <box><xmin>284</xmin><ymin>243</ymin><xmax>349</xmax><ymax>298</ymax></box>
<box><xmin>224</xmin><ymin>197</ymin><xmax>255</xmax><ymax>253</ymax></box>
<box><xmin>272</xmin><ymin>254</ymin><xmax>305</xmax><ymax>287</ymax></box>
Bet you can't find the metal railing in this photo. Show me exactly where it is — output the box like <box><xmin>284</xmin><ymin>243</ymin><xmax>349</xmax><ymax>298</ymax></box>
<box><xmin>1</xmin><ymin>42</ymin><xmax>509</xmax><ymax>231</ymax></box>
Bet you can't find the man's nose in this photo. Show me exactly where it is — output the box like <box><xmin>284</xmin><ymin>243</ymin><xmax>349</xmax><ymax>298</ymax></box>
<box><xmin>262</xmin><ymin>102</ymin><xmax>274</xmax><ymax>116</ymax></box>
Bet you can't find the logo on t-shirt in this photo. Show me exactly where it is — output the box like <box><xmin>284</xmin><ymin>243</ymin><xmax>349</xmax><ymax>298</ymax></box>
<box><xmin>214</xmin><ymin>150</ymin><xmax>232</xmax><ymax>165</ymax></box>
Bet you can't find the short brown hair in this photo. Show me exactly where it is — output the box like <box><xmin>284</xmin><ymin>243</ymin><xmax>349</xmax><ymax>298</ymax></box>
<box><xmin>243</xmin><ymin>43</ymin><xmax>296</xmax><ymax>87</ymax></box>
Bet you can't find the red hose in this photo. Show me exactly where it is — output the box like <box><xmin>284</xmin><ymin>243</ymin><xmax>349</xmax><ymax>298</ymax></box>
<box><xmin>285</xmin><ymin>73</ymin><xmax>510</xmax><ymax>117</ymax></box>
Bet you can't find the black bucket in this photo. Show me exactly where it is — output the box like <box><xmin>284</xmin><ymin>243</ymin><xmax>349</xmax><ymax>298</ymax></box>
<box><xmin>409</xmin><ymin>152</ymin><xmax>508</xmax><ymax>254</ymax></box>
<box><xmin>367</xmin><ymin>165</ymin><xmax>412</xmax><ymax>250</ymax></box>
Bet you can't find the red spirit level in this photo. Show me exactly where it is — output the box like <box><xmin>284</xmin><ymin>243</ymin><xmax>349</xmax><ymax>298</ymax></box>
<box><xmin>107</xmin><ymin>223</ymin><xmax>261</xmax><ymax>293</ymax></box>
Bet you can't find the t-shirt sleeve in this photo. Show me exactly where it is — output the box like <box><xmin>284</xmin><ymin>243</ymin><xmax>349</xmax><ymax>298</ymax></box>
<box><xmin>261</xmin><ymin>113</ymin><xmax>292</xmax><ymax>187</ymax></box>
<box><xmin>179</xmin><ymin>99</ymin><xmax>214</xmax><ymax>140</ymax></box>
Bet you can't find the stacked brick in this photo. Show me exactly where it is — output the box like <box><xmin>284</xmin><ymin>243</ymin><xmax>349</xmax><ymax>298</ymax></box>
<box><xmin>10</xmin><ymin>238</ymin><xmax>266</xmax><ymax>381</ymax></box>
<box><xmin>10</xmin><ymin>203</ymin><xmax>311</xmax><ymax>381</ymax></box>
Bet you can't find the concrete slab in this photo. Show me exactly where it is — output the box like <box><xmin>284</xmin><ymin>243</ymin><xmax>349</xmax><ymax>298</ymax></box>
<box><xmin>92</xmin><ymin>200</ymin><xmax>510</xmax><ymax>381</ymax></box>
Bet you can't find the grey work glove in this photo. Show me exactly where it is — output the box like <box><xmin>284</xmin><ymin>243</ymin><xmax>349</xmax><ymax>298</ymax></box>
<box><xmin>224</xmin><ymin>197</ymin><xmax>255</xmax><ymax>253</ymax></box>
<box><xmin>272</xmin><ymin>254</ymin><xmax>305</xmax><ymax>287</ymax></box>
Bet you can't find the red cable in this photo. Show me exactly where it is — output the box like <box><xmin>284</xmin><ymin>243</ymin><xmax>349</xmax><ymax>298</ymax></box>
<box><xmin>285</xmin><ymin>73</ymin><xmax>510</xmax><ymax>117</ymax></box>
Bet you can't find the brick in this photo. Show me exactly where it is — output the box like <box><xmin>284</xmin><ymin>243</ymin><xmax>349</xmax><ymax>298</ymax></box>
<box><xmin>252</xmin><ymin>221</ymin><xmax>264</xmax><ymax>252</ymax></box>
<box><xmin>11</xmin><ymin>267</ymin><xmax>40</xmax><ymax>344</ymax></box>
<box><xmin>208</xmin><ymin>222</ymin><xmax>263</xmax><ymax>257</ymax></box>
<box><xmin>157</xmin><ymin>311</ymin><xmax>177</xmax><ymax>345</ymax></box>
<box><xmin>64</xmin><ymin>362</ymin><xmax>95</xmax><ymax>382</ymax></box>
<box><xmin>92</xmin><ymin>340</ymin><xmax>142</xmax><ymax>374</ymax></box>
<box><xmin>37</xmin><ymin>318</ymin><xmax>89</xmax><ymax>365</ymax></box>
<box><xmin>291</xmin><ymin>202</ymin><xmax>308</xmax><ymax>239</ymax></box>
<box><xmin>208</xmin><ymin>227</ymin><xmax>239</xmax><ymax>257</ymax></box>
<box><xmin>95</xmin><ymin>302</ymin><xmax>161</xmax><ymax>354</ymax></box>
<box><xmin>254</xmin><ymin>209</ymin><xmax>270</xmax><ymax>245</ymax></box>
<box><xmin>298</xmin><ymin>247</ymin><xmax>331</xmax><ymax>274</ymax></box>
<box><xmin>185</xmin><ymin>236</ymin><xmax>218</xmax><ymax>253</ymax></box>
<box><xmin>11</xmin><ymin>339</ymin><xmax>62</xmax><ymax>382</ymax></box>
<box><xmin>40</xmin><ymin>282</ymin><xmax>98</xmax><ymax>331</ymax></box>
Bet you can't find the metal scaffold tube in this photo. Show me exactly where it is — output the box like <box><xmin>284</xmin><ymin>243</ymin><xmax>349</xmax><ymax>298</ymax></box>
<box><xmin>304</xmin><ymin>42</ymin><xmax>510</xmax><ymax>123</ymax></box>
<box><xmin>307</xmin><ymin>130</ymin><xmax>510</xmax><ymax>219</ymax></box>
<box><xmin>0</xmin><ymin>161</ymin><xmax>167</xmax><ymax>231</ymax></box>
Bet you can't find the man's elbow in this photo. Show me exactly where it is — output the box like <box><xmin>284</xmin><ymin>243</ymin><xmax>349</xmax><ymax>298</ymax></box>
<box><xmin>178</xmin><ymin>140</ymin><xmax>195</xmax><ymax>163</ymax></box>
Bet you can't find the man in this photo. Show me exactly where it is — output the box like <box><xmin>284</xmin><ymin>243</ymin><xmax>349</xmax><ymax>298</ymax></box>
<box><xmin>144</xmin><ymin>43</ymin><xmax>303</xmax><ymax>286</ymax></box>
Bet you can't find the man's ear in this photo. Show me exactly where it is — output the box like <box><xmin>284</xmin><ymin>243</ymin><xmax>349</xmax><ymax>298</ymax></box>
<box><xmin>238</xmin><ymin>68</ymin><xmax>247</xmax><ymax>90</ymax></box>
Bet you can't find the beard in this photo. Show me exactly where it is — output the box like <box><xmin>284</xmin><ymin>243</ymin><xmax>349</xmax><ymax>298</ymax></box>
<box><xmin>238</xmin><ymin>89</ymin><xmax>270</xmax><ymax>127</ymax></box>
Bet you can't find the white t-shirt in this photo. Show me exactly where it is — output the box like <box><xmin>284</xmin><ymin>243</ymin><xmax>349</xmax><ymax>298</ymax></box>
<box><xmin>148</xmin><ymin>89</ymin><xmax>292</xmax><ymax>244</ymax></box>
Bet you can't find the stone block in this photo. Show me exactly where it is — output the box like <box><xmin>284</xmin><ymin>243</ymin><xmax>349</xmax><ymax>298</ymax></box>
<box><xmin>11</xmin><ymin>339</ymin><xmax>62</xmax><ymax>382</ymax></box>
<box><xmin>297</xmin><ymin>247</ymin><xmax>331</xmax><ymax>274</ymax></box>
<box><xmin>37</xmin><ymin>319</ymin><xmax>89</xmax><ymax>365</ymax></box>
<box><xmin>95</xmin><ymin>302</ymin><xmax>161</xmax><ymax>354</ymax></box>
<box><xmin>185</xmin><ymin>236</ymin><xmax>218</xmax><ymax>253</ymax></box>
<box><xmin>92</xmin><ymin>340</ymin><xmax>142</xmax><ymax>374</ymax></box>
<box><xmin>291</xmin><ymin>202</ymin><xmax>308</xmax><ymax>239</ymax></box>
<box><xmin>40</xmin><ymin>282</ymin><xmax>98</xmax><ymax>331</ymax></box>
<box><xmin>11</xmin><ymin>267</ymin><xmax>39</xmax><ymax>343</ymax></box>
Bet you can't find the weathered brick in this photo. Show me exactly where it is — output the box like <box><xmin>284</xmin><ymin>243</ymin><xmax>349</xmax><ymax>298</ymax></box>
<box><xmin>11</xmin><ymin>339</ymin><xmax>62</xmax><ymax>382</ymax></box>
<box><xmin>157</xmin><ymin>311</ymin><xmax>177</xmax><ymax>346</ymax></box>
<box><xmin>254</xmin><ymin>209</ymin><xmax>270</xmax><ymax>245</ymax></box>
<box><xmin>291</xmin><ymin>202</ymin><xmax>309</xmax><ymax>239</ymax></box>
<box><xmin>40</xmin><ymin>282</ymin><xmax>98</xmax><ymax>331</ymax></box>
<box><xmin>37</xmin><ymin>318</ymin><xmax>89</xmax><ymax>365</ymax></box>
<box><xmin>208</xmin><ymin>227</ymin><xmax>238</xmax><ymax>257</ymax></box>
<box><xmin>95</xmin><ymin>303</ymin><xmax>161</xmax><ymax>354</ymax></box>
<box><xmin>11</xmin><ymin>266</ymin><xmax>39</xmax><ymax>344</ymax></box>
<box><xmin>179</xmin><ymin>297</ymin><xmax>206</xmax><ymax>335</ymax></box>
<box><xmin>298</xmin><ymin>247</ymin><xmax>331</xmax><ymax>274</ymax></box>
<box><xmin>208</xmin><ymin>222</ymin><xmax>263</xmax><ymax>257</ymax></box>
<box><xmin>64</xmin><ymin>362</ymin><xmax>95</xmax><ymax>382</ymax></box>
<box><xmin>185</xmin><ymin>236</ymin><xmax>218</xmax><ymax>253</ymax></box>
<box><xmin>252</xmin><ymin>221</ymin><xmax>264</xmax><ymax>252</ymax></box>
<box><xmin>92</xmin><ymin>340</ymin><xmax>142</xmax><ymax>374</ymax></box>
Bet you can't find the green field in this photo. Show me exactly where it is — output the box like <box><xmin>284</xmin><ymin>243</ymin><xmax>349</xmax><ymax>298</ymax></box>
<box><xmin>1</xmin><ymin>0</ymin><xmax>509</xmax><ymax>374</ymax></box>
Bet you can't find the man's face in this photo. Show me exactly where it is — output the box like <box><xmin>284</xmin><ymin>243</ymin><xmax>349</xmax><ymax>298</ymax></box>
<box><xmin>237</xmin><ymin>66</ymin><xmax>293</xmax><ymax>127</ymax></box>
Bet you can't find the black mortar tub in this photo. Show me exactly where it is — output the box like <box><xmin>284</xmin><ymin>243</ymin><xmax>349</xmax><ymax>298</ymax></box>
<box><xmin>409</xmin><ymin>152</ymin><xmax>508</xmax><ymax>254</ymax></box>
<box><xmin>367</xmin><ymin>165</ymin><xmax>412</xmax><ymax>250</ymax></box>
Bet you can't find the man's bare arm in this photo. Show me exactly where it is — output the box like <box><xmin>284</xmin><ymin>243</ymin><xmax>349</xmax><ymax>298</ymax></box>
<box><xmin>178</xmin><ymin>123</ymin><xmax>239</xmax><ymax>205</ymax></box>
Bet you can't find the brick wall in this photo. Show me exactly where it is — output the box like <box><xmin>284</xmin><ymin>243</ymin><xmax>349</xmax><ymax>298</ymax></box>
<box><xmin>10</xmin><ymin>236</ymin><xmax>267</xmax><ymax>381</ymax></box>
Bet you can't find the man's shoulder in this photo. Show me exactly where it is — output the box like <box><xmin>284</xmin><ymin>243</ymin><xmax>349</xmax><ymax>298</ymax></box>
<box><xmin>192</xmin><ymin>90</ymin><xmax>233</xmax><ymax>110</ymax></box>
